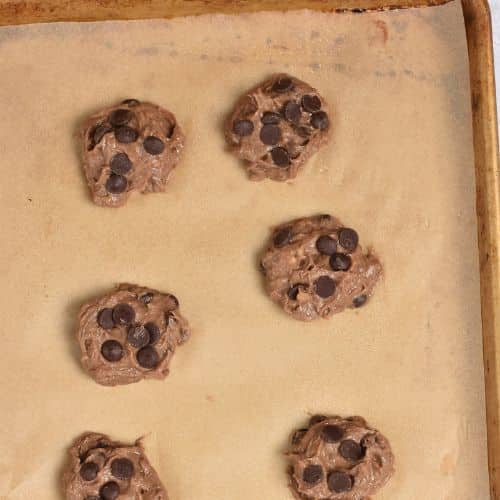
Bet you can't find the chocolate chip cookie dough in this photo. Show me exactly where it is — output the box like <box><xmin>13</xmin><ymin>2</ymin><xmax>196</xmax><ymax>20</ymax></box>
<box><xmin>287</xmin><ymin>415</ymin><xmax>394</xmax><ymax>500</ymax></box>
<box><xmin>225</xmin><ymin>74</ymin><xmax>331</xmax><ymax>181</ymax></box>
<box><xmin>76</xmin><ymin>283</ymin><xmax>190</xmax><ymax>386</ymax></box>
<box><xmin>62</xmin><ymin>432</ymin><xmax>168</xmax><ymax>500</ymax></box>
<box><xmin>260</xmin><ymin>215</ymin><xmax>382</xmax><ymax>321</ymax></box>
<box><xmin>80</xmin><ymin>99</ymin><xmax>184</xmax><ymax>207</ymax></box>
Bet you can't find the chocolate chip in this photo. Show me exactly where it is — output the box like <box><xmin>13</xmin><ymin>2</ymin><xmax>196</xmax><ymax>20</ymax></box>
<box><xmin>127</xmin><ymin>324</ymin><xmax>150</xmax><ymax>348</ymax></box>
<box><xmin>328</xmin><ymin>471</ymin><xmax>353</xmax><ymax>493</ymax></box>
<box><xmin>301</xmin><ymin>94</ymin><xmax>322</xmax><ymax>113</ymax></box>
<box><xmin>330</xmin><ymin>253</ymin><xmax>352</xmax><ymax>271</ymax></box>
<box><xmin>288</xmin><ymin>285</ymin><xmax>300</xmax><ymax>300</ymax></box>
<box><xmin>291</xmin><ymin>428</ymin><xmax>308</xmax><ymax>445</ymax></box>
<box><xmin>100</xmin><ymin>481</ymin><xmax>120</xmax><ymax>500</ymax></box>
<box><xmin>321</xmin><ymin>424</ymin><xmax>345</xmax><ymax>443</ymax></box>
<box><xmin>353</xmin><ymin>295</ymin><xmax>368</xmax><ymax>308</ymax></box>
<box><xmin>109</xmin><ymin>109</ymin><xmax>133</xmax><ymax>127</ymax></box>
<box><xmin>273</xmin><ymin>227</ymin><xmax>291</xmax><ymax>247</ymax></box>
<box><xmin>145</xmin><ymin>322</ymin><xmax>161</xmax><ymax>345</ymax></box>
<box><xmin>338</xmin><ymin>228</ymin><xmax>359</xmax><ymax>252</ymax></box>
<box><xmin>140</xmin><ymin>293</ymin><xmax>154</xmax><ymax>304</ymax></box>
<box><xmin>97</xmin><ymin>308</ymin><xmax>114</xmax><ymax>330</ymax></box>
<box><xmin>105</xmin><ymin>174</ymin><xmax>127</xmax><ymax>194</ymax></box>
<box><xmin>89</xmin><ymin>124</ymin><xmax>112</xmax><ymax>149</ymax></box>
<box><xmin>168</xmin><ymin>294</ymin><xmax>179</xmax><ymax>308</ymax></box>
<box><xmin>80</xmin><ymin>462</ymin><xmax>99</xmax><ymax>481</ymax></box>
<box><xmin>314</xmin><ymin>276</ymin><xmax>336</xmax><ymax>298</ymax></box>
<box><xmin>121</xmin><ymin>98</ymin><xmax>140</xmax><ymax>107</ymax></box>
<box><xmin>272</xmin><ymin>76</ymin><xmax>294</xmax><ymax>93</ymax></box>
<box><xmin>296</xmin><ymin>126</ymin><xmax>312</xmax><ymax>138</ymax></box>
<box><xmin>339</xmin><ymin>439</ymin><xmax>365</xmax><ymax>461</ymax></box>
<box><xmin>112</xmin><ymin>303</ymin><xmax>136</xmax><ymax>325</ymax></box>
<box><xmin>271</xmin><ymin>147</ymin><xmax>291</xmax><ymax>166</ymax></box>
<box><xmin>110</xmin><ymin>152</ymin><xmax>133</xmax><ymax>175</ymax></box>
<box><xmin>233</xmin><ymin>119</ymin><xmax>254</xmax><ymax>136</ymax></box>
<box><xmin>101</xmin><ymin>340</ymin><xmax>124</xmax><ymax>362</ymax></box>
<box><xmin>309</xmin><ymin>415</ymin><xmax>328</xmax><ymax>426</ymax></box>
<box><xmin>261</xmin><ymin>112</ymin><xmax>281</xmax><ymax>125</ymax></box>
<box><xmin>316</xmin><ymin>235</ymin><xmax>337</xmax><ymax>255</ymax></box>
<box><xmin>143</xmin><ymin>136</ymin><xmax>165</xmax><ymax>155</ymax></box>
<box><xmin>115</xmin><ymin>126</ymin><xmax>138</xmax><ymax>143</ymax></box>
<box><xmin>111</xmin><ymin>457</ymin><xmax>134</xmax><ymax>479</ymax></box>
<box><xmin>136</xmin><ymin>345</ymin><xmax>160</xmax><ymax>369</ymax></box>
<box><xmin>260</xmin><ymin>124</ymin><xmax>282</xmax><ymax>145</ymax></box>
<box><xmin>303</xmin><ymin>464</ymin><xmax>323</xmax><ymax>485</ymax></box>
<box><xmin>283</xmin><ymin>101</ymin><xmax>302</xmax><ymax>124</ymax></box>
<box><xmin>311</xmin><ymin>111</ymin><xmax>330</xmax><ymax>130</ymax></box>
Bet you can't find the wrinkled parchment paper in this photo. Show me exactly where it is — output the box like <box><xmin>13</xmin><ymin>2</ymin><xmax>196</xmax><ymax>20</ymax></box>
<box><xmin>0</xmin><ymin>1</ymin><xmax>488</xmax><ymax>498</ymax></box>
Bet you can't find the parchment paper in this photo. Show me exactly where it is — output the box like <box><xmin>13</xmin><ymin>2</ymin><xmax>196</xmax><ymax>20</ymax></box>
<box><xmin>0</xmin><ymin>2</ymin><xmax>488</xmax><ymax>499</ymax></box>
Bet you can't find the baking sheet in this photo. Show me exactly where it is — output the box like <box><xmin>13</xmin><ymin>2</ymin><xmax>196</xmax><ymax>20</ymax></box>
<box><xmin>0</xmin><ymin>2</ymin><xmax>488</xmax><ymax>498</ymax></box>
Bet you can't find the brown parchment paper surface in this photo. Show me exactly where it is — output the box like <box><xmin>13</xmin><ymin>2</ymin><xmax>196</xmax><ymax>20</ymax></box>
<box><xmin>0</xmin><ymin>2</ymin><xmax>488</xmax><ymax>499</ymax></box>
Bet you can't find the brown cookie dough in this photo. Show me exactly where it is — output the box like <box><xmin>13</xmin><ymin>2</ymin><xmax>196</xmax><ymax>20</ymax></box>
<box><xmin>80</xmin><ymin>99</ymin><xmax>184</xmax><ymax>207</ymax></box>
<box><xmin>225</xmin><ymin>74</ymin><xmax>331</xmax><ymax>181</ymax></box>
<box><xmin>260</xmin><ymin>215</ymin><xmax>382</xmax><ymax>321</ymax></box>
<box><xmin>62</xmin><ymin>432</ymin><xmax>168</xmax><ymax>500</ymax></box>
<box><xmin>287</xmin><ymin>415</ymin><xmax>394</xmax><ymax>500</ymax></box>
<box><xmin>76</xmin><ymin>283</ymin><xmax>190</xmax><ymax>386</ymax></box>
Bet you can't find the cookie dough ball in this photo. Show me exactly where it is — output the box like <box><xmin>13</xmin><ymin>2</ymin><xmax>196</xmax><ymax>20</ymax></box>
<box><xmin>287</xmin><ymin>415</ymin><xmax>394</xmax><ymax>500</ymax></box>
<box><xmin>260</xmin><ymin>215</ymin><xmax>382</xmax><ymax>321</ymax></box>
<box><xmin>225</xmin><ymin>74</ymin><xmax>331</xmax><ymax>181</ymax></box>
<box><xmin>62</xmin><ymin>432</ymin><xmax>168</xmax><ymax>500</ymax></box>
<box><xmin>76</xmin><ymin>283</ymin><xmax>190</xmax><ymax>386</ymax></box>
<box><xmin>80</xmin><ymin>99</ymin><xmax>184</xmax><ymax>207</ymax></box>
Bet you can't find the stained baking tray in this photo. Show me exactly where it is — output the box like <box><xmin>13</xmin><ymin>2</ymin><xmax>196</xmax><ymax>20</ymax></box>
<box><xmin>0</xmin><ymin>0</ymin><xmax>498</xmax><ymax>499</ymax></box>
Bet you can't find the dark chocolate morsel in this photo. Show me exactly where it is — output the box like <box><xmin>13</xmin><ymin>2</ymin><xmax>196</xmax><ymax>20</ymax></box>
<box><xmin>109</xmin><ymin>109</ymin><xmax>133</xmax><ymax>127</ymax></box>
<box><xmin>291</xmin><ymin>428</ymin><xmax>308</xmax><ymax>445</ymax></box>
<box><xmin>121</xmin><ymin>98</ymin><xmax>140</xmax><ymax>107</ymax></box>
<box><xmin>260</xmin><ymin>124</ymin><xmax>282</xmax><ymax>145</ymax></box>
<box><xmin>283</xmin><ymin>101</ymin><xmax>301</xmax><ymax>124</ymax></box>
<box><xmin>110</xmin><ymin>152</ymin><xmax>133</xmax><ymax>175</ymax></box>
<box><xmin>143</xmin><ymin>136</ymin><xmax>165</xmax><ymax>155</ymax></box>
<box><xmin>112</xmin><ymin>303</ymin><xmax>136</xmax><ymax>325</ymax></box>
<box><xmin>301</xmin><ymin>94</ymin><xmax>322</xmax><ymax>113</ymax></box>
<box><xmin>233</xmin><ymin>119</ymin><xmax>254</xmax><ymax>136</ymax></box>
<box><xmin>309</xmin><ymin>415</ymin><xmax>328</xmax><ymax>426</ymax></box>
<box><xmin>115</xmin><ymin>126</ymin><xmax>139</xmax><ymax>143</ymax></box>
<box><xmin>338</xmin><ymin>228</ymin><xmax>359</xmax><ymax>252</ymax></box>
<box><xmin>273</xmin><ymin>227</ymin><xmax>292</xmax><ymax>247</ymax></box>
<box><xmin>101</xmin><ymin>340</ymin><xmax>124</xmax><ymax>362</ymax></box>
<box><xmin>272</xmin><ymin>76</ymin><xmax>294</xmax><ymax>93</ymax></box>
<box><xmin>321</xmin><ymin>424</ymin><xmax>345</xmax><ymax>443</ymax></box>
<box><xmin>288</xmin><ymin>285</ymin><xmax>300</xmax><ymax>300</ymax></box>
<box><xmin>97</xmin><ymin>308</ymin><xmax>114</xmax><ymax>330</ymax></box>
<box><xmin>329</xmin><ymin>253</ymin><xmax>352</xmax><ymax>272</ymax></box>
<box><xmin>111</xmin><ymin>457</ymin><xmax>135</xmax><ymax>479</ymax></box>
<box><xmin>261</xmin><ymin>112</ymin><xmax>281</xmax><ymax>125</ymax></box>
<box><xmin>144</xmin><ymin>322</ymin><xmax>161</xmax><ymax>345</ymax></box>
<box><xmin>316</xmin><ymin>235</ymin><xmax>337</xmax><ymax>255</ymax></box>
<box><xmin>328</xmin><ymin>471</ymin><xmax>354</xmax><ymax>493</ymax></box>
<box><xmin>339</xmin><ymin>439</ymin><xmax>365</xmax><ymax>461</ymax></box>
<box><xmin>311</xmin><ymin>111</ymin><xmax>330</xmax><ymax>130</ymax></box>
<box><xmin>353</xmin><ymin>295</ymin><xmax>368</xmax><ymax>308</ymax></box>
<box><xmin>127</xmin><ymin>324</ymin><xmax>150</xmax><ymax>349</ymax></box>
<box><xmin>105</xmin><ymin>174</ymin><xmax>127</xmax><ymax>194</ymax></box>
<box><xmin>271</xmin><ymin>147</ymin><xmax>291</xmax><ymax>166</ymax></box>
<box><xmin>100</xmin><ymin>481</ymin><xmax>120</xmax><ymax>500</ymax></box>
<box><xmin>136</xmin><ymin>345</ymin><xmax>160</xmax><ymax>369</ymax></box>
<box><xmin>314</xmin><ymin>276</ymin><xmax>336</xmax><ymax>298</ymax></box>
<box><xmin>80</xmin><ymin>462</ymin><xmax>99</xmax><ymax>481</ymax></box>
<box><xmin>89</xmin><ymin>124</ymin><xmax>112</xmax><ymax>149</ymax></box>
<box><xmin>303</xmin><ymin>464</ymin><xmax>324</xmax><ymax>485</ymax></box>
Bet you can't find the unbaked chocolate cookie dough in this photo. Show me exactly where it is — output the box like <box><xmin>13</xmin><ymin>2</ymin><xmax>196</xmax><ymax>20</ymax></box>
<box><xmin>287</xmin><ymin>415</ymin><xmax>394</xmax><ymax>500</ymax></box>
<box><xmin>76</xmin><ymin>283</ymin><xmax>190</xmax><ymax>386</ymax></box>
<box><xmin>80</xmin><ymin>99</ymin><xmax>184</xmax><ymax>207</ymax></box>
<box><xmin>62</xmin><ymin>432</ymin><xmax>168</xmax><ymax>500</ymax></box>
<box><xmin>260</xmin><ymin>215</ymin><xmax>382</xmax><ymax>321</ymax></box>
<box><xmin>225</xmin><ymin>74</ymin><xmax>331</xmax><ymax>181</ymax></box>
